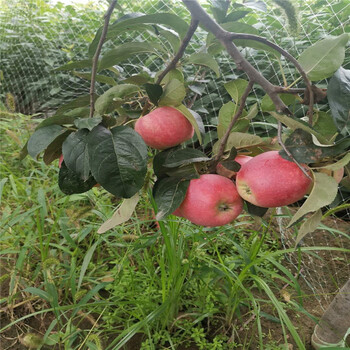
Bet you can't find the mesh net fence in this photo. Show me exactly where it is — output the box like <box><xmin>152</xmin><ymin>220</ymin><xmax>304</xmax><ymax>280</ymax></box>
<box><xmin>1</xmin><ymin>0</ymin><xmax>349</xmax><ymax>320</ymax></box>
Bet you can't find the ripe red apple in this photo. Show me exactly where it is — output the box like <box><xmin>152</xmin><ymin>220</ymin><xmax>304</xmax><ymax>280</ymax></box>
<box><xmin>317</xmin><ymin>167</ymin><xmax>344</xmax><ymax>184</ymax></box>
<box><xmin>236</xmin><ymin>151</ymin><xmax>312</xmax><ymax>208</ymax></box>
<box><xmin>134</xmin><ymin>106</ymin><xmax>194</xmax><ymax>150</ymax></box>
<box><xmin>173</xmin><ymin>174</ymin><xmax>243</xmax><ymax>227</ymax></box>
<box><xmin>216</xmin><ymin>155</ymin><xmax>253</xmax><ymax>179</ymax></box>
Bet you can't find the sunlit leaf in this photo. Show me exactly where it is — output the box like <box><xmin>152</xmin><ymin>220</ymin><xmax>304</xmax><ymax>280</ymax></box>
<box><xmin>158</xmin><ymin>79</ymin><xmax>186</xmax><ymax>107</ymax></box>
<box><xmin>298</xmin><ymin>34</ymin><xmax>349</xmax><ymax>81</ymax></box>
<box><xmin>98</xmin><ymin>193</ymin><xmax>140</xmax><ymax>234</ymax></box>
<box><xmin>186</xmin><ymin>52</ymin><xmax>220</xmax><ymax>77</ymax></box>
<box><xmin>288</xmin><ymin>173</ymin><xmax>338</xmax><ymax>227</ymax></box>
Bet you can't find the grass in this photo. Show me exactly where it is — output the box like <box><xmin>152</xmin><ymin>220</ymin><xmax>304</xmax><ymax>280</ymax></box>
<box><xmin>1</xmin><ymin>112</ymin><xmax>349</xmax><ymax>350</ymax></box>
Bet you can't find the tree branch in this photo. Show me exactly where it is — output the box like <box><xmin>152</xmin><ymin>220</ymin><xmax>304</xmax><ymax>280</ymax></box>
<box><xmin>182</xmin><ymin>0</ymin><xmax>291</xmax><ymax>115</ymax></box>
<box><xmin>209</xmin><ymin>80</ymin><xmax>254</xmax><ymax>173</ymax></box>
<box><xmin>89</xmin><ymin>0</ymin><xmax>118</xmax><ymax>118</ymax></box>
<box><xmin>156</xmin><ymin>19</ymin><xmax>199</xmax><ymax>85</ymax></box>
<box><xmin>227</xmin><ymin>32</ymin><xmax>314</xmax><ymax>123</ymax></box>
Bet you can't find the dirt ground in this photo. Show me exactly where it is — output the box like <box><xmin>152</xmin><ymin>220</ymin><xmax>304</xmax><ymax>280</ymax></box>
<box><xmin>1</xmin><ymin>214</ymin><xmax>349</xmax><ymax>350</ymax></box>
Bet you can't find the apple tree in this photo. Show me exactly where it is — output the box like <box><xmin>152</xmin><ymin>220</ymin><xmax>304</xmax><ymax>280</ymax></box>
<box><xmin>21</xmin><ymin>0</ymin><xmax>350</xmax><ymax>238</ymax></box>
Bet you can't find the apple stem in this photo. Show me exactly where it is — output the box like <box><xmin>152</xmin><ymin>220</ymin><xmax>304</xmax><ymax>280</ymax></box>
<box><xmin>156</xmin><ymin>19</ymin><xmax>199</xmax><ymax>85</ymax></box>
<box><xmin>277</xmin><ymin>122</ymin><xmax>313</xmax><ymax>180</ymax></box>
<box><xmin>89</xmin><ymin>0</ymin><xmax>118</xmax><ymax>119</ymax></box>
<box><xmin>209</xmin><ymin>81</ymin><xmax>254</xmax><ymax>173</ymax></box>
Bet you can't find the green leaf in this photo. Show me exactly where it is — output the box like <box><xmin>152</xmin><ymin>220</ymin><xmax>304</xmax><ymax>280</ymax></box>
<box><xmin>246</xmin><ymin>103</ymin><xmax>258</xmax><ymax>120</ymax></box>
<box><xmin>224</xmin><ymin>79</ymin><xmax>249</xmax><ymax>103</ymax></box>
<box><xmin>288</xmin><ymin>173</ymin><xmax>338</xmax><ymax>227</ymax></box>
<box><xmin>174</xmin><ymin>105</ymin><xmax>203</xmax><ymax>144</ymax></box>
<box><xmin>260</xmin><ymin>94</ymin><xmax>297</xmax><ymax>112</ymax></box>
<box><xmin>207</xmin><ymin>22</ymin><xmax>278</xmax><ymax>55</ymax></box>
<box><xmin>88</xmin><ymin>14</ymin><xmax>155</xmax><ymax>57</ymax></box>
<box><xmin>74</xmin><ymin>117</ymin><xmax>102</xmax><ymax>131</ymax></box>
<box><xmin>186</xmin><ymin>53</ymin><xmax>220</xmax><ymax>77</ymax></box>
<box><xmin>279</xmin><ymin>129</ymin><xmax>349</xmax><ymax>164</ymax></box>
<box><xmin>163</xmin><ymin>148</ymin><xmax>210</xmax><ymax>168</ymax></box>
<box><xmin>73</xmin><ymin>71</ymin><xmax>117</xmax><ymax>86</ymax></box>
<box><xmin>62</xmin><ymin>129</ymin><xmax>90</xmax><ymax>181</ymax></box>
<box><xmin>97</xmin><ymin>193</ymin><xmax>140</xmax><ymax>234</ymax></box>
<box><xmin>158</xmin><ymin>79</ymin><xmax>186</xmax><ymax>107</ymax></box>
<box><xmin>224</xmin><ymin>10</ymin><xmax>250</xmax><ymax>22</ymax></box>
<box><xmin>327</xmin><ymin>67</ymin><xmax>350</xmax><ymax>136</ymax></box>
<box><xmin>155</xmin><ymin>69</ymin><xmax>184</xmax><ymax>85</ymax></box>
<box><xmin>298</xmin><ymin>34</ymin><xmax>350</xmax><ymax>81</ymax></box>
<box><xmin>43</xmin><ymin>130</ymin><xmax>72</xmax><ymax>165</ymax></box>
<box><xmin>77</xmin><ymin>240</ymin><xmax>99</xmax><ymax>291</ymax></box>
<box><xmin>144</xmin><ymin>83</ymin><xmax>163</xmax><ymax>106</ymax></box>
<box><xmin>95</xmin><ymin>84</ymin><xmax>140</xmax><ymax>115</ymax></box>
<box><xmin>153</xmin><ymin>177</ymin><xmax>190</xmax><ymax>220</ymax></box>
<box><xmin>123</xmin><ymin>73</ymin><xmax>151</xmax><ymax>85</ymax></box>
<box><xmin>217</xmin><ymin>101</ymin><xmax>249</xmax><ymax>138</ymax></box>
<box><xmin>269</xmin><ymin>111</ymin><xmax>330</xmax><ymax>145</ymax></box>
<box><xmin>27</xmin><ymin>125</ymin><xmax>65</xmax><ymax>159</ymax></box>
<box><xmin>312</xmin><ymin>111</ymin><xmax>338</xmax><ymax>141</ymax></box>
<box><xmin>109</xmin><ymin>13</ymin><xmax>189</xmax><ymax>39</ymax></box>
<box><xmin>55</xmin><ymin>59</ymin><xmax>92</xmax><ymax>71</ymax></box>
<box><xmin>99</xmin><ymin>42</ymin><xmax>166</xmax><ymax>71</ymax></box>
<box><xmin>153</xmin><ymin>147</ymin><xmax>180</xmax><ymax>178</ymax></box>
<box><xmin>295</xmin><ymin>209</ymin><xmax>322</xmax><ymax>246</ymax></box>
<box><xmin>243</xmin><ymin>1</ymin><xmax>267</xmax><ymax>12</ymax></box>
<box><xmin>158</xmin><ymin>26</ymin><xmax>181</xmax><ymax>53</ymax></box>
<box><xmin>213</xmin><ymin>132</ymin><xmax>263</xmax><ymax>153</ymax></box>
<box><xmin>87</xmin><ymin>125</ymin><xmax>148</xmax><ymax>198</ymax></box>
<box><xmin>318</xmin><ymin>153</ymin><xmax>350</xmax><ymax>171</ymax></box>
<box><xmin>58</xmin><ymin>162</ymin><xmax>97</xmax><ymax>195</ymax></box>
<box><xmin>55</xmin><ymin>95</ymin><xmax>94</xmax><ymax>116</ymax></box>
<box><xmin>210</xmin><ymin>0</ymin><xmax>230</xmax><ymax>22</ymax></box>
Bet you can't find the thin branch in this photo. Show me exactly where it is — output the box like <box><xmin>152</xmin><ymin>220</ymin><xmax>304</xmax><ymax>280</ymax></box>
<box><xmin>182</xmin><ymin>0</ymin><xmax>290</xmax><ymax>116</ymax></box>
<box><xmin>227</xmin><ymin>32</ymin><xmax>314</xmax><ymax>123</ymax></box>
<box><xmin>156</xmin><ymin>19</ymin><xmax>199</xmax><ymax>85</ymax></box>
<box><xmin>210</xmin><ymin>81</ymin><xmax>254</xmax><ymax>172</ymax></box>
<box><xmin>277</xmin><ymin>122</ymin><xmax>312</xmax><ymax>180</ymax></box>
<box><xmin>89</xmin><ymin>0</ymin><xmax>118</xmax><ymax>118</ymax></box>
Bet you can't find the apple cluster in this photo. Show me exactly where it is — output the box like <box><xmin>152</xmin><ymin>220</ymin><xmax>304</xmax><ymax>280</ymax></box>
<box><xmin>134</xmin><ymin>106</ymin><xmax>317</xmax><ymax>227</ymax></box>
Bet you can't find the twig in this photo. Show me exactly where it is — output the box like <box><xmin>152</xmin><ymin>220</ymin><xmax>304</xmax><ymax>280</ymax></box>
<box><xmin>156</xmin><ymin>19</ymin><xmax>199</xmax><ymax>85</ymax></box>
<box><xmin>182</xmin><ymin>0</ymin><xmax>290</xmax><ymax>115</ymax></box>
<box><xmin>89</xmin><ymin>0</ymin><xmax>118</xmax><ymax>118</ymax></box>
<box><xmin>182</xmin><ymin>0</ymin><xmax>315</xmax><ymax>123</ymax></box>
<box><xmin>209</xmin><ymin>81</ymin><xmax>254</xmax><ymax>172</ymax></box>
<box><xmin>277</xmin><ymin>122</ymin><xmax>312</xmax><ymax>180</ymax></box>
<box><xmin>227</xmin><ymin>33</ymin><xmax>314</xmax><ymax>123</ymax></box>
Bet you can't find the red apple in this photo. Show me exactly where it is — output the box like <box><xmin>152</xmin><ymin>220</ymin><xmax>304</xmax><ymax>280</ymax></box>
<box><xmin>317</xmin><ymin>167</ymin><xmax>344</xmax><ymax>184</ymax></box>
<box><xmin>134</xmin><ymin>106</ymin><xmax>194</xmax><ymax>150</ymax></box>
<box><xmin>236</xmin><ymin>151</ymin><xmax>312</xmax><ymax>208</ymax></box>
<box><xmin>216</xmin><ymin>155</ymin><xmax>253</xmax><ymax>179</ymax></box>
<box><xmin>173</xmin><ymin>174</ymin><xmax>243</xmax><ymax>227</ymax></box>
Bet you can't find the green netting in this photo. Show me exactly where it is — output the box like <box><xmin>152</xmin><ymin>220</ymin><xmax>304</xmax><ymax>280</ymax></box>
<box><xmin>0</xmin><ymin>0</ymin><xmax>349</xmax><ymax>314</ymax></box>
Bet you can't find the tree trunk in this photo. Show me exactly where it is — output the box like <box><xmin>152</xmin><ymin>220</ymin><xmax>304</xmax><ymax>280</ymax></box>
<box><xmin>312</xmin><ymin>278</ymin><xmax>350</xmax><ymax>349</ymax></box>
